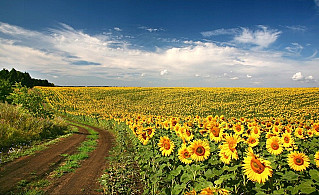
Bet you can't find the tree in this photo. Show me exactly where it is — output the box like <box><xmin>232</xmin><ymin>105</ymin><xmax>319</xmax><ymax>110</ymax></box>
<box><xmin>0</xmin><ymin>79</ymin><xmax>13</xmax><ymax>103</ymax></box>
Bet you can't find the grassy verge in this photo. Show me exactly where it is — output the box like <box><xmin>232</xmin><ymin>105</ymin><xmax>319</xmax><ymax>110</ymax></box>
<box><xmin>0</xmin><ymin>126</ymin><xmax>77</xmax><ymax>165</ymax></box>
<box><xmin>58</xmin><ymin>113</ymin><xmax>143</xmax><ymax>194</ymax></box>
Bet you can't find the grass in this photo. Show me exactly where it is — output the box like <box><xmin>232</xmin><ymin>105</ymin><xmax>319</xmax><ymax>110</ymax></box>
<box><xmin>0</xmin><ymin>102</ymin><xmax>69</xmax><ymax>151</ymax></box>
<box><xmin>0</xmin><ymin>130</ymin><xmax>76</xmax><ymax>165</ymax></box>
<box><xmin>51</xmin><ymin>124</ymin><xmax>99</xmax><ymax>178</ymax></box>
<box><xmin>15</xmin><ymin>179</ymin><xmax>50</xmax><ymax>195</ymax></box>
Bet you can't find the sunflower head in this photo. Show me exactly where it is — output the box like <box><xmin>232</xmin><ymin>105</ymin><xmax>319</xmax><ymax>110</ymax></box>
<box><xmin>281</xmin><ymin>133</ymin><xmax>294</xmax><ymax>148</ymax></box>
<box><xmin>266</xmin><ymin>136</ymin><xmax>283</xmax><ymax>155</ymax></box>
<box><xmin>158</xmin><ymin>136</ymin><xmax>175</xmax><ymax>156</ymax></box>
<box><xmin>209</xmin><ymin>123</ymin><xmax>223</xmax><ymax>143</ymax></box>
<box><xmin>242</xmin><ymin>149</ymin><xmax>273</xmax><ymax>184</ymax></box>
<box><xmin>287</xmin><ymin>151</ymin><xmax>310</xmax><ymax>171</ymax></box>
<box><xmin>246</xmin><ymin>135</ymin><xmax>259</xmax><ymax>147</ymax></box>
<box><xmin>178</xmin><ymin>145</ymin><xmax>193</xmax><ymax>164</ymax></box>
<box><xmin>219</xmin><ymin>150</ymin><xmax>231</xmax><ymax>164</ymax></box>
<box><xmin>200</xmin><ymin>187</ymin><xmax>217</xmax><ymax>195</ymax></box>
<box><xmin>189</xmin><ymin>139</ymin><xmax>210</xmax><ymax>162</ymax></box>
<box><xmin>233</xmin><ymin>123</ymin><xmax>244</xmax><ymax>135</ymax></box>
<box><xmin>294</xmin><ymin>128</ymin><xmax>304</xmax><ymax>139</ymax></box>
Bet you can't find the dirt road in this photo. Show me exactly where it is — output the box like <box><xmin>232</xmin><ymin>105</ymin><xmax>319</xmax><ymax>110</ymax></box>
<box><xmin>0</xmin><ymin>123</ymin><xmax>114</xmax><ymax>194</ymax></box>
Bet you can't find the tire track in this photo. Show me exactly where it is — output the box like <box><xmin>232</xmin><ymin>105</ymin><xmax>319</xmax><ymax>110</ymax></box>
<box><xmin>0</xmin><ymin>126</ymin><xmax>88</xmax><ymax>194</ymax></box>
<box><xmin>45</xmin><ymin>124</ymin><xmax>115</xmax><ymax>194</ymax></box>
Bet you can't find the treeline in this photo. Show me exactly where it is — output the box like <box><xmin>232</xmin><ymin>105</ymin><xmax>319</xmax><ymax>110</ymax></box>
<box><xmin>0</xmin><ymin>68</ymin><xmax>54</xmax><ymax>88</ymax></box>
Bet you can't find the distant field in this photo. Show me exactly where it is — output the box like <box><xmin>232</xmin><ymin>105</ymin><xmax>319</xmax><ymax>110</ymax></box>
<box><xmin>39</xmin><ymin>87</ymin><xmax>319</xmax><ymax>120</ymax></box>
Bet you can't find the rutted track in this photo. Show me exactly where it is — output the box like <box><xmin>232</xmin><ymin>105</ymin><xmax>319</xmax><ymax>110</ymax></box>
<box><xmin>0</xmin><ymin>123</ymin><xmax>114</xmax><ymax>194</ymax></box>
<box><xmin>45</xmin><ymin>124</ymin><xmax>114</xmax><ymax>194</ymax></box>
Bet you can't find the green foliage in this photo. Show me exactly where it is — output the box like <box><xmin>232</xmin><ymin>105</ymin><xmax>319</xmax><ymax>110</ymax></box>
<box><xmin>0</xmin><ymin>103</ymin><xmax>68</xmax><ymax>150</ymax></box>
<box><xmin>8</xmin><ymin>83</ymin><xmax>53</xmax><ymax>118</ymax></box>
<box><xmin>0</xmin><ymin>68</ymin><xmax>54</xmax><ymax>88</ymax></box>
<box><xmin>99</xmin><ymin>120</ymin><xmax>143</xmax><ymax>195</ymax></box>
<box><xmin>0</xmin><ymin>78</ymin><xmax>13</xmax><ymax>102</ymax></box>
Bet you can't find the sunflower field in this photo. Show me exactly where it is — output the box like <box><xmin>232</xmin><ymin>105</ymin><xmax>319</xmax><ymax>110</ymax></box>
<box><xmin>39</xmin><ymin>87</ymin><xmax>319</xmax><ymax>194</ymax></box>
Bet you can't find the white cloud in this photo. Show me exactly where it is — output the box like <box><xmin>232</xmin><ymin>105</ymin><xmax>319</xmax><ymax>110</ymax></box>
<box><xmin>201</xmin><ymin>28</ymin><xmax>238</xmax><ymax>37</ymax></box>
<box><xmin>230</xmin><ymin>77</ymin><xmax>239</xmax><ymax>80</ymax></box>
<box><xmin>246</xmin><ymin>74</ymin><xmax>252</xmax><ymax>78</ymax></box>
<box><xmin>285</xmin><ymin>43</ymin><xmax>303</xmax><ymax>55</ymax></box>
<box><xmin>285</xmin><ymin>25</ymin><xmax>307</xmax><ymax>32</ymax></box>
<box><xmin>160</xmin><ymin>69</ymin><xmax>168</xmax><ymax>76</ymax></box>
<box><xmin>0</xmin><ymin>22</ymin><xmax>318</xmax><ymax>87</ymax></box>
<box><xmin>292</xmin><ymin>72</ymin><xmax>304</xmax><ymax>81</ymax></box>
<box><xmin>114</xmin><ymin>27</ymin><xmax>122</xmax><ymax>31</ymax></box>
<box><xmin>139</xmin><ymin>26</ymin><xmax>163</xmax><ymax>32</ymax></box>
<box><xmin>234</xmin><ymin>26</ymin><xmax>281</xmax><ymax>49</ymax></box>
<box><xmin>292</xmin><ymin>72</ymin><xmax>315</xmax><ymax>82</ymax></box>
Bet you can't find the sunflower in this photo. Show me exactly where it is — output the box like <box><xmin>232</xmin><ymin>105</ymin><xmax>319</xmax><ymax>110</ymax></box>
<box><xmin>158</xmin><ymin>136</ymin><xmax>175</xmax><ymax>156</ymax></box>
<box><xmin>233</xmin><ymin>123</ymin><xmax>244</xmax><ymax>135</ymax></box>
<box><xmin>162</xmin><ymin>120</ymin><xmax>170</xmax><ymax>130</ymax></box>
<box><xmin>182</xmin><ymin>126</ymin><xmax>194</xmax><ymax>142</ymax></box>
<box><xmin>174</xmin><ymin>123</ymin><xmax>182</xmax><ymax>135</ymax></box>
<box><xmin>315</xmin><ymin>151</ymin><xmax>319</xmax><ymax>168</ymax></box>
<box><xmin>287</xmin><ymin>151</ymin><xmax>310</xmax><ymax>171</ymax></box>
<box><xmin>170</xmin><ymin>118</ymin><xmax>179</xmax><ymax>130</ymax></box>
<box><xmin>218</xmin><ymin>189</ymin><xmax>230</xmax><ymax>195</ymax></box>
<box><xmin>178</xmin><ymin>144</ymin><xmax>193</xmax><ymax>164</ymax></box>
<box><xmin>185</xmin><ymin>189</ymin><xmax>197</xmax><ymax>195</ymax></box>
<box><xmin>251</xmin><ymin>126</ymin><xmax>261</xmax><ymax>138</ymax></box>
<box><xmin>130</xmin><ymin>124</ymin><xmax>140</xmax><ymax>136</ymax></box>
<box><xmin>242</xmin><ymin>148</ymin><xmax>273</xmax><ymax>184</ymax></box>
<box><xmin>272</xmin><ymin>125</ymin><xmax>281</xmax><ymax>135</ymax></box>
<box><xmin>209</xmin><ymin>123</ymin><xmax>224</xmax><ymax>143</ymax></box>
<box><xmin>189</xmin><ymin>139</ymin><xmax>210</xmax><ymax>162</ymax></box>
<box><xmin>246</xmin><ymin>135</ymin><xmax>259</xmax><ymax>148</ymax></box>
<box><xmin>199</xmin><ymin>187</ymin><xmax>217</xmax><ymax>195</ymax></box>
<box><xmin>220</xmin><ymin>134</ymin><xmax>240</xmax><ymax>160</ymax></box>
<box><xmin>266</xmin><ymin>136</ymin><xmax>283</xmax><ymax>155</ymax></box>
<box><xmin>138</xmin><ymin>132</ymin><xmax>149</xmax><ymax>145</ymax></box>
<box><xmin>281</xmin><ymin>133</ymin><xmax>294</xmax><ymax>148</ymax></box>
<box><xmin>313</xmin><ymin>123</ymin><xmax>319</xmax><ymax>136</ymax></box>
<box><xmin>219</xmin><ymin>150</ymin><xmax>231</xmax><ymax>164</ymax></box>
<box><xmin>144</xmin><ymin>126</ymin><xmax>155</xmax><ymax>138</ymax></box>
<box><xmin>294</xmin><ymin>127</ymin><xmax>304</xmax><ymax>139</ymax></box>
<box><xmin>306</xmin><ymin>129</ymin><xmax>314</xmax><ymax>138</ymax></box>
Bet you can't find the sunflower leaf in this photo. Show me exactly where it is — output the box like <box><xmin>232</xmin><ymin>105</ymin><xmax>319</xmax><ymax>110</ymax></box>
<box><xmin>282</xmin><ymin>171</ymin><xmax>299</xmax><ymax>180</ymax></box>
<box><xmin>298</xmin><ymin>181</ymin><xmax>316</xmax><ymax>194</ymax></box>
<box><xmin>309</xmin><ymin>169</ymin><xmax>319</xmax><ymax>182</ymax></box>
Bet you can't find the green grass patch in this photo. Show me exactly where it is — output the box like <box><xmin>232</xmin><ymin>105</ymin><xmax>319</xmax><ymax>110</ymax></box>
<box><xmin>0</xmin><ymin>131</ymin><xmax>76</xmax><ymax>165</ymax></box>
<box><xmin>51</xmin><ymin>124</ymin><xmax>99</xmax><ymax>178</ymax></box>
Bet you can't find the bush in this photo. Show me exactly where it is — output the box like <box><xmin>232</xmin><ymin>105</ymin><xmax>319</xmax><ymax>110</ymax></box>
<box><xmin>8</xmin><ymin>83</ymin><xmax>53</xmax><ymax>118</ymax></box>
<box><xmin>0</xmin><ymin>103</ymin><xmax>68</xmax><ymax>150</ymax></box>
<box><xmin>0</xmin><ymin>79</ymin><xmax>12</xmax><ymax>103</ymax></box>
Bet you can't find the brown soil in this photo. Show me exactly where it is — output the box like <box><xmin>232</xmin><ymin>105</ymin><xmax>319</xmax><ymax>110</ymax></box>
<box><xmin>0</xmin><ymin>123</ymin><xmax>114</xmax><ymax>195</ymax></box>
<box><xmin>45</xmin><ymin>125</ymin><xmax>114</xmax><ymax>194</ymax></box>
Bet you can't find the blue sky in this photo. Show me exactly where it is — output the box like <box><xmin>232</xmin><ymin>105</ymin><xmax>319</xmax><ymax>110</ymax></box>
<box><xmin>0</xmin><ymin>0</ymin><xmax>319</xmax><ymax>87</ymax></box>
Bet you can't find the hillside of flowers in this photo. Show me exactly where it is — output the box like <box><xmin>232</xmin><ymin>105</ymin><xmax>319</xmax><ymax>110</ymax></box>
<box><xmin>40</xmin><ymin>87</ymin><xmax>319</xmax><ymax>194</ymax></box>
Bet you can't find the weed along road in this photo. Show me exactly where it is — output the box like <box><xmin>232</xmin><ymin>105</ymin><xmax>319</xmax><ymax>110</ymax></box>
<box><xmin>0</xmin><ymin>123</ymin><xmax>114</xmax><ymax>194</ymax></box>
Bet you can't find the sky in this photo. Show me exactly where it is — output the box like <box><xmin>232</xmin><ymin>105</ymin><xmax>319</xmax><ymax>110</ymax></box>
<box><xmin>0</xmin><ymin>0</ymin><xmax>319</xmax><ymax>87</ymax></box>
